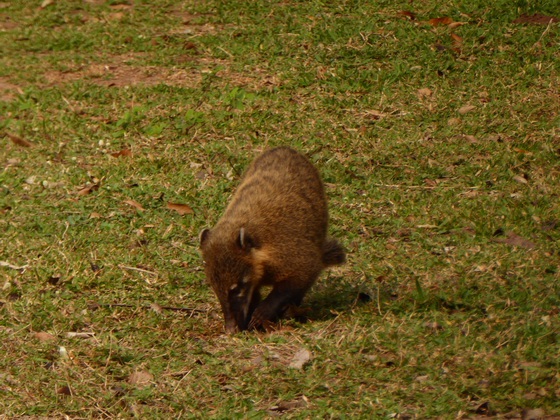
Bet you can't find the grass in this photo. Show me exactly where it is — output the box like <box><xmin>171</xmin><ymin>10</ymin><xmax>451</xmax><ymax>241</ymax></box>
<box><xmin>1</xmin><ymin>0</ymin><xmax>559</xmax><ymax>417</ymax></box>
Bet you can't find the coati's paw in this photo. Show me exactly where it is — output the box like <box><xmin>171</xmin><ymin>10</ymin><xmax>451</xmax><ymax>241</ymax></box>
<box><xmin>249</xmin><ymin>316</ymin><xmax>277</xmax><ymax>332</ymax></box>
<box><xmin>248</xmin><ymin>305</ymin><xmax>276</xmax><ymax>330</ymax></box>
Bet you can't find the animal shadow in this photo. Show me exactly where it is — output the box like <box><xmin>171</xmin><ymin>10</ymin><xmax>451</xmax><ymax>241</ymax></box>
<box><xmin>301</xmin><ymin>277</ymin><xmax>367</xmax><ymax>322</ymax></box>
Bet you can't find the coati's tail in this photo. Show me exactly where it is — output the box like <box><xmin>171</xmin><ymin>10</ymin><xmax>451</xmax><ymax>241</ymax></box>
<box><xmin>322</xmin><ymin>238</ymin><xmax>346</xmax><ymax>267</ymax></box>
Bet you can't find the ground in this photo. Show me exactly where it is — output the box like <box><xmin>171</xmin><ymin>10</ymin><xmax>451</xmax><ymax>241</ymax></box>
<box><xmin>1</xmin><ymin>0</ymin><xmax>559</xmax><ymax>418</ymax></box>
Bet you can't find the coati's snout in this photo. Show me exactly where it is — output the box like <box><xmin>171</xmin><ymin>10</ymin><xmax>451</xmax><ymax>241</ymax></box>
<box><xmin>222</xmin><ymin>278</ymin><xmax>261</xmax><ymax>333</ymax></box>
<box><xmin>200</xmin><ymin>227</ymin><xmax>263</xmax><ymax>333</ymax></box>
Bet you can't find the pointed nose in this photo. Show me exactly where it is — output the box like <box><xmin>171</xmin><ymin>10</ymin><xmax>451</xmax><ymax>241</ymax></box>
<box><xmin>224</xmin><ymin>316</ymin><xmax>240</xmax><ymax>334</ymax></box>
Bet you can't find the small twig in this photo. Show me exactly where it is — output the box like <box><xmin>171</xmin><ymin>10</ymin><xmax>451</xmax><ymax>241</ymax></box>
<box><xmin>66</xmin><ymin>332</ymin><xmax>96</xmax><ymax>338</ymax></box>
<box><xmin>117</xmin><ymin>265</ymin><xmax>158</xmax><ymax>276</ymax></box>
<box><xmin>94</xmin><ymin>302</ymin><xmax>206</xmax><ymax>314</ymax></box>
<box><xmin>217</xmin><ymin>46</ymin><xmax>234</xmax><ymax>59</ymax></box>
<box><xmin>0</xmin><ymin>261</ymin><xmax>28</xmax><ymax>270</ymax></box>
<box><xmin>376</xmin><ymin>285</ymin><xmax>382</xmax><ymax>316</ymax></box>
<box><xmin>531</xmin><ymin>18</ymin><xmax>554</xmax><ymax>50</ymax></box>
<box><xmin>171</xmin><ymin>369</ymin><xmax>193</xmax><ymax>394</ymax></box>
<box><xmin>226</xmin><ymin>154</ymin><xmax>241</xmax><ymax>177</ymax></box>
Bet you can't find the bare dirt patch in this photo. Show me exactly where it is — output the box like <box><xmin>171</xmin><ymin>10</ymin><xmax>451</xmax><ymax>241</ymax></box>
<box><xmin>39</xmin><ymin>54</ymin><xmax>281</xmax><ymax>92</ymax></box>
<box><xmin>42</xmin><ymin>54</ymin><xmax>202</xmax><ymax>88</ymax></box>
<box><xmin>0</xmin><ymin>18</ymin><xmax>19</xmax><ymax>30</ymax></box>
<box><xmin>0</xmin><ymin>78</ymin><xmax>23</xmax><ymax>101</ymax></box>
<box><xmin>3</xmin><ymin>55</ymin><xmax>280</xmax><ymax>96</ymax></box>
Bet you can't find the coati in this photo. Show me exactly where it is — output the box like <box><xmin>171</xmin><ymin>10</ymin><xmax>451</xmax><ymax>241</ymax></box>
<box><xmin>199</xmin><ymin>147</ymin><xmax>345</xmax><ymax>333</ymax></box>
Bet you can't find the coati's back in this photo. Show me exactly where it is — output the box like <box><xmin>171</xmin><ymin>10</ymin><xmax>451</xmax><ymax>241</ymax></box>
<box><xmin>219</xmin><ymin>147</ymin><xmax>328</xmax><ymax>248</ymax></box>
<box><xmin>200</xmin><ymin>147</ymin><xmax>345</xmax><ymax>333</ymax></box>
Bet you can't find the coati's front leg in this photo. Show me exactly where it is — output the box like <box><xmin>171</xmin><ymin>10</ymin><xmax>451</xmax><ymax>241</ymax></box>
<box><xmin>248</xmin><ymin>280</ymin><xmax>312</xmax><ymax>330</ymax></box>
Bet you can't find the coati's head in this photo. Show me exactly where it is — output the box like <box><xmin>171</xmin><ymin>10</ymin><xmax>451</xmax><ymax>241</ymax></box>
<box><xmin>199</xmin><ymin>227</ymin><xmax>266</xmax><ymax>333</ymax></box>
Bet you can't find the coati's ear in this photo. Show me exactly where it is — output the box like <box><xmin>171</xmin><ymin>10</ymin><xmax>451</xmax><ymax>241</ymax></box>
<box><xmin>199</xmin><ymin>229</ymin><xmax>211</xmax><ymax>246</ymax></box>
<box><xmin>237</xmin><ymin>228</ymin><xmax>255</xmax><ymax>250</ymax></box>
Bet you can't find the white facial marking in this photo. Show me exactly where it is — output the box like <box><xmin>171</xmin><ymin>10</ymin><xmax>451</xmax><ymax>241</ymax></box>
<box><xmin>242</xmin><ymin>283</ymin><xmax>256</xmax><ymax>320</ymax></box>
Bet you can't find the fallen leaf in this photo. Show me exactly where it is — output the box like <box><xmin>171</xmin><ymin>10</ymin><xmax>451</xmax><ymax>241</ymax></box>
<box><xmin>397</xmin><ymin>10</ymin><xmax>417</xmax><ymax>20</ymax></box>
<box><xmin>513</xmin><ymin>13</ymin><xmax>558</xmax><ymax>25</ymax></box>
<box><xmin>417</xmin><ymin>88</ymin><xmax>432</xmax><ymax>97</ymax></box>
<box><xmin>40</xmin><ymin>0</ymin><xmax>54</xmax><ymax>9</ymax></box>
<box><xmin>270</xmin><ymin>398</ymin><xmax>307</xmax><ymax>412</ymax></box>
<box><xmin>448</xmin><ymin>21</ymin><xmax>469</xmax><ymax>29</ymax></box>
<box><xmin>521</xmin><ymin>408</ymin><xmax>545</xmax><ymax>420</ymax></box>
<box><xmin>513</xmin><ymin>175</ymin><xmax>528</xmax><ymax>184</ymax></box>
<box><xmin>110</xmin><ymin>148</ymin><xmax>132</xmax><ymax>158</ymax></box>
<box><xmin>429</xmin><ymin>17</ymin><xmax>453</xmax><ymax>26</ymax></box>
<box><xmin>166</xmin><ymin>202</ymin><xmax>194</xmax><ymax>215</ymax></box>
<box><xmin>492</xmin><ymin>232</ymin><xmax>536</xmax><ymax>250</ymax></box>
<box><xmin>463</xmin><ymin>135</ymin><xmax>478</xmax><ymax>143</ymax></box>
<box><xmin>89</xmin><ymin>212</ymin><xmax>103</xmax><ymax>219</ymax></box>
<box><xmin>150</xmin><ymin>303</ymin><xmax>164</xmax><ymax>314</ymax></box>
<box><xmin>77</xmin><ymin>184</ymin><xmax>99</xmax><ymax>196</ymax></box>
<box><xmin>57</xmin><ymin>385</ymin><xmax>72</xmax><ymax>396</ymax></box>
<box><xmin>450</xmin><ymin>32</ymin><xmax>463</xmax><ymax>45</ymax></box>
<box><xmin>125</xmin><ymin>200</ymin><xmax>145</xmax><ymax>211</ymax></box>
<box><xmin>6</xmin><ymin>132</ymin><xmax>33</xmax><ymax>147</ymax></box>
<box><xmin>128</xmin><ymin>370</ymin><xmax>153</xmax><ymax>387</ymax></box>
<box><xmin>35</xmin><ymin>331</ymin><xmax>56</xmax><ymax>341</ymax></box>
<box><xmin>448</xmin><ymin>117</ymin><xmax>461</xmax><ymax>125</ymax></box>
<box><xmin>289</xmin><ymin>348</ymin><xmax>313</xmax><ymax>370</ymax></box>
<box><xmin>458</xmin><ymin>105</ymin><xmax>476</xmax><ymax>114</ymax></box>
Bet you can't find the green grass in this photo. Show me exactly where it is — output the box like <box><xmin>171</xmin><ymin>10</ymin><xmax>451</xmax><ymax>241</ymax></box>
<box><xmin>1</xmin><ymin>0</ymin><xmax>559</xmax><ymax>417</ymax></box>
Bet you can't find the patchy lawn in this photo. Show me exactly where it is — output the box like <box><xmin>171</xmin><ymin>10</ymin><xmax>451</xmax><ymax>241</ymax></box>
<box><xmin>1</xmin><ymin>0</ymin><xmax>559</xmax><ymax>417</ymax></box>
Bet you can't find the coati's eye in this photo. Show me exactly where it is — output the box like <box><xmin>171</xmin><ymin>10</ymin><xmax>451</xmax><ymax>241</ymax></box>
<box><xmin>228</xmin><ymin>283</ymin><xmax>245</xmax><ymax>297</ymax></box>
<box><xmin>228</xmin><ymin>273</ymin><xmax>252</xmax><ymax>299</ymax></box>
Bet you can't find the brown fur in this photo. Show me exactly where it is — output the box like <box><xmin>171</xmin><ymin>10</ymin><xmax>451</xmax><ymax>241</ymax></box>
<box><xmin>200</xmin><ymin>147</ymin><xmax>345</xmax><ymax>333</ymax></box>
